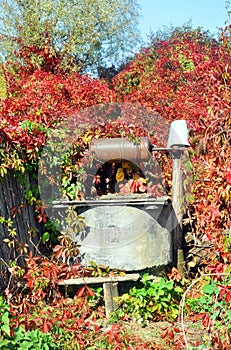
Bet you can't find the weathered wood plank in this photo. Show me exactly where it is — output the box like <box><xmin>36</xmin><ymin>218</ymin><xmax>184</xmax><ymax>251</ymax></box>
<box><xmin>58</xmin><ymin>273</ymin><xmax>140</xmax><ymax>286</ymax></box>
<box><xmin>52</xmin><ymin>196</ymin><xmax>169</xmax><ymax>208</ymax></box>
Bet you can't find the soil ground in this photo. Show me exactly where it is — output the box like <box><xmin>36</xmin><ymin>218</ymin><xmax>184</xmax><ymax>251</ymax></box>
<box><xmin>125</xmin><ymin>320</ymin><xmax>205</xmax><ymax>349</ymax></box>
<box><xmin>102</xmin><ymin>319</ymin><xmax>206</xmax><ymax>349</ymax></box>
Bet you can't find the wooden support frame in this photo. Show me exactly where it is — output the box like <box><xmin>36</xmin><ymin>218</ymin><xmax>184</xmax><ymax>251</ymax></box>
<box><xmin>58</xmin><ymin>273</ymin><xmax>140</xmax><ymax>318</ymax></box>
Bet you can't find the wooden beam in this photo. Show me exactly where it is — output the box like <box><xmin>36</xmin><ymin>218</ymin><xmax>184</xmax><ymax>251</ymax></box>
<box><xmin>58</xmin><ymin>273</ymin><xmax>140</xmax><ymax>286</ymax></box>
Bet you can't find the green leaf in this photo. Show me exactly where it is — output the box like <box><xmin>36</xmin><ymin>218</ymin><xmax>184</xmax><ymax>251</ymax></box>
<box><xmin>2</xmin><ymin>324</ymin><xmax>11</xmax><ymax>337</ymax></box>
<box><xmin>203</xmin><ymin>282</ymin><xmax>218</xmax><ymax>295</ymax></box>
<box><xmin>174</xmin><ymin>286</ymin><xmax>183</xmax><ymax>293</ymax></box>
<box><xmin>41</xmin><ymin>232</ymin><xmax>50</xmax><ymax>243</ymax></box>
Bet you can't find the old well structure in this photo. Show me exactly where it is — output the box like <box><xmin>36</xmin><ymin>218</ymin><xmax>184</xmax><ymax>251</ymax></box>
<box><xmin>52</xmin><ymin>120</ymin><xmax>190</xmax><ymax>272</ymax></box>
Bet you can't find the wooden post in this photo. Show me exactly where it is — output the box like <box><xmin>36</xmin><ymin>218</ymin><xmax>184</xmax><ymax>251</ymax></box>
<box><xmin>172</xmin><ymin>150</ymin><xmax>183</xmax><ymax>227</ymax></box>
<box><xmin>103</xmin><ymin>282</ymin><xmax>119</xmax><ymax>318</ymax></box>
<box><xmin>172</xmin><ymin>149</ymin><xmax>185</xmax><ymax>275</ymax></box>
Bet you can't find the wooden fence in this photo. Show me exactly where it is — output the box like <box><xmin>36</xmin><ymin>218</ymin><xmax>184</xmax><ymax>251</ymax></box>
<box><xmin>0</xmin><ymin>170</ymin><xmax>43</xmax><ymax>264</ymax></box>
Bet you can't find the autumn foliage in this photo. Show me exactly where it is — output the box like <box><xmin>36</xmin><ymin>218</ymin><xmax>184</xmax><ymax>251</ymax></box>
<box><xmin>113</xmin><ymin>27</ymin><xmax>231</xmax><ymax>272</ymax></box>
<box><xmin>0</xmin><ymin>26</ymin><xmax>230</xmax><ymax>272</ymax></box>
<box><xmin>0</xmin><ymin>24</ymin><xmax>231</xmax><ymax>349</ymax></box>
<box><xmin>0</xmin><ymin>25</ymin><xmax>230</xmax><ymax>271</ymax></box>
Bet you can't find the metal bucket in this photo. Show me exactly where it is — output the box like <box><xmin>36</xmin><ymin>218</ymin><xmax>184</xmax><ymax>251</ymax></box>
<box><xmin>167</xmin><ymin>120</ymin><xmax>190</xmax><ymax>148</ymax></box>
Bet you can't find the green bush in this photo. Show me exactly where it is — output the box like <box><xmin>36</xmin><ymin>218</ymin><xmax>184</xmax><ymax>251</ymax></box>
<box><xmin>112</xmin><ymin>273</ymin><xmax>184</xmax><ymax>325</ymax></box>
<box><xmin>0</xmin><ymin>328</ymin><xmax>57</xmax><ymax>350</ymax></box>
<box><xmin>0</xmin><ymin>296</ymin><xmax>57</xmax><ymax>350</ymax></box>
<box><xmin>186</xmin><ymin>275</ymin><xmax>231</xmax><ymax>348</ymax></box>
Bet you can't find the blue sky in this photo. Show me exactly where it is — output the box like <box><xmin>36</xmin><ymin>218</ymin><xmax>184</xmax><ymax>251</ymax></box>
<box><xmin>138</xmin><ymin>0</ymin><xmax>228</xmax><ymax>41</ymax></box>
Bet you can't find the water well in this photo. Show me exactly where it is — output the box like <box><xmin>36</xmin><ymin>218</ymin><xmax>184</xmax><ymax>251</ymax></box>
<box><xmin>52</xmin><ymin>121</ymin><xmax>190</xmax><ymax>272</ymax></box>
